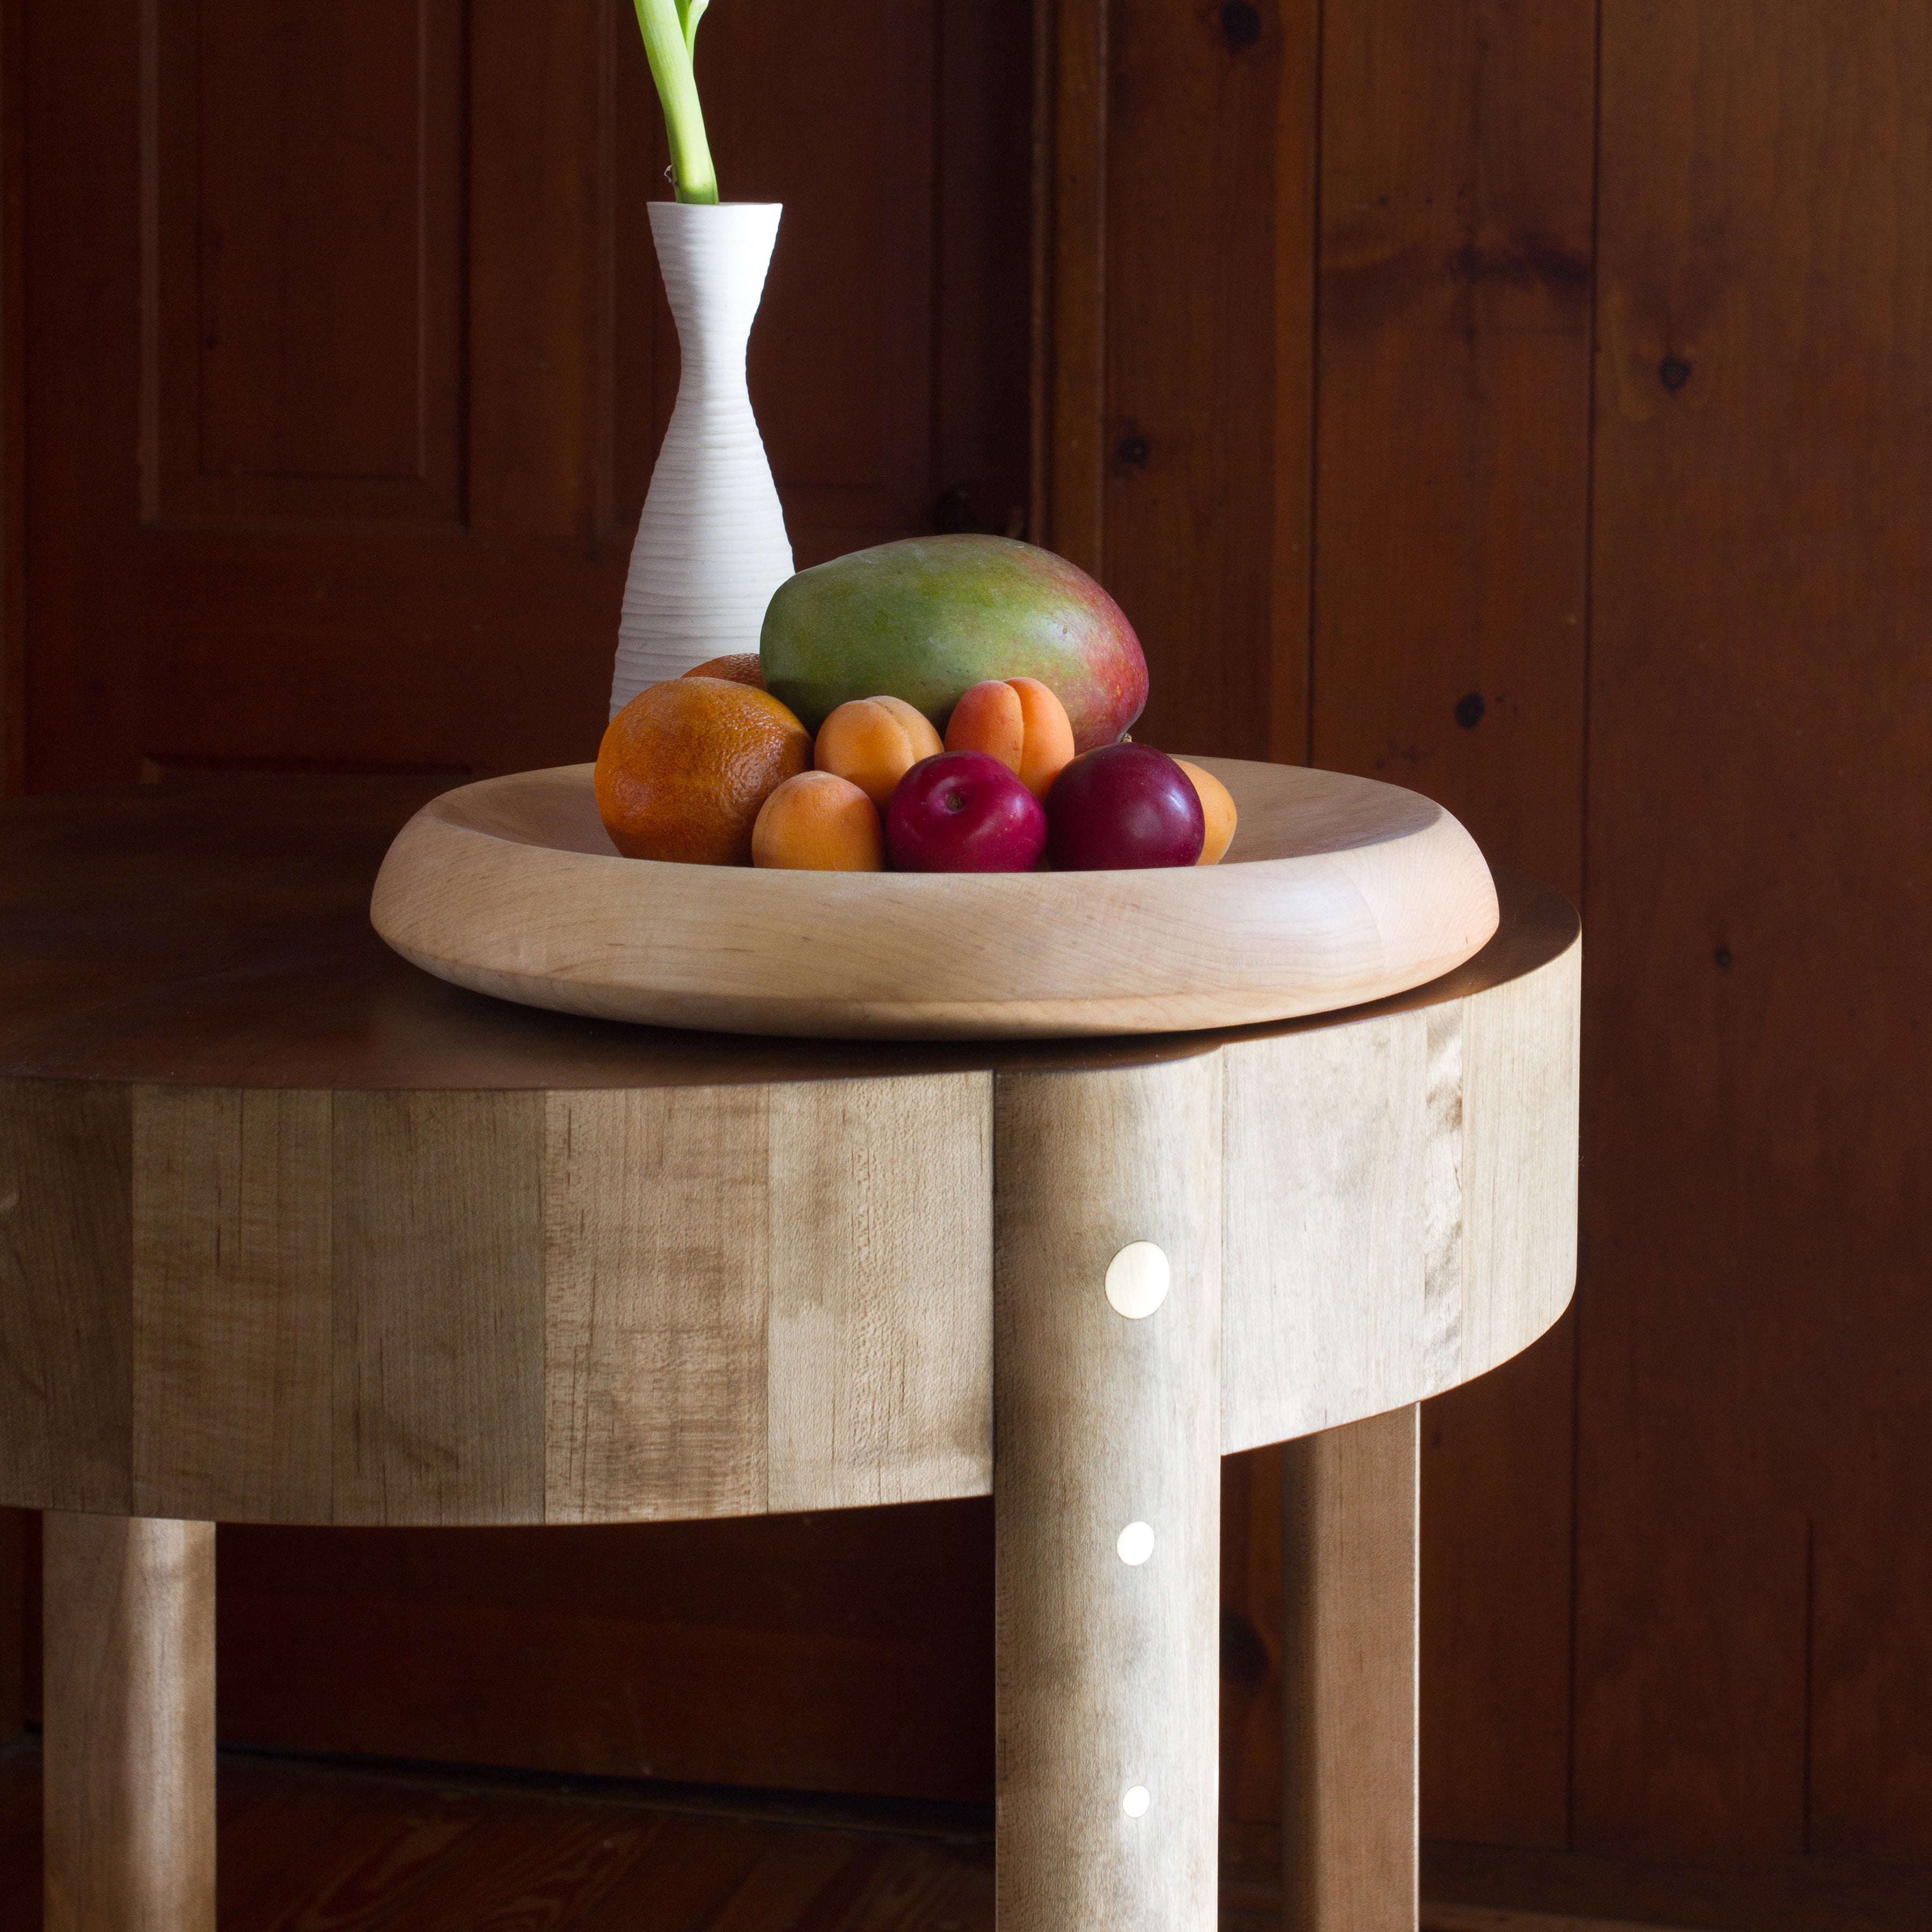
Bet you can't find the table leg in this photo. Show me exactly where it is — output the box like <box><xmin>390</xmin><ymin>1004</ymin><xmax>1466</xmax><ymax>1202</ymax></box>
<box><xmin>43</xmin><ymin>1513</ymin><xmax>216</xmax><ymax>1932</ymax></box>
<box><xmin>1280</xmin><ymin>1404</ymin><xmax>1420</xmax><ymax>1932</ymax></box>
<box><xmin>992</xmin><ymin>1059</ymin><xmax>1223</xmax><ymax>1932</ymax></box>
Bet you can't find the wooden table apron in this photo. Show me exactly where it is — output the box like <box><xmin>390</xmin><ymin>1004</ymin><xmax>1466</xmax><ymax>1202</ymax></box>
<box><xmin>0</xmin><ymin>780</ymin><xmax>1580</xmax><ymax>1932</ymax></box>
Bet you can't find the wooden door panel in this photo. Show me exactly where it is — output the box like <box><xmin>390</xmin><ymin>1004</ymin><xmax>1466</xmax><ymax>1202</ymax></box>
<box><xmin>30</xmin><ymin>0</ymin><xmax>1024</xmax><ymax>792</ymax></box>
<box><xmin>151</xmin><ymin>0</ymin><xmax>467</xmax><ymax>525</ymax></box>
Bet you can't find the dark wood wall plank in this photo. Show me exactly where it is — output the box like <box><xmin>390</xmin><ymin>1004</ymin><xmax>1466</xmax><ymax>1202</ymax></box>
<box><xmin>1033</xmin><ymin>0</ymin><xmax>1593</xmax><ymax>1836</ymax></box>
<box><xmin>1309</xmin><ymin>0</ymin><xmax>1594</xmax><ymax>894</ymax></box>
<box><xmin>1034</xmin><ymin>0</ymin><xmax>1107</xmax><ymax>577</ymax></box>
<box><xmin>0</xmin><ymin>0</ymin><xmax>21</xmax><ymax>799</ymax></box>
<box><xmin>1579</xmin><ymin>0</ymin><xmax>1932</xmax><ymax>1862</ymax></box>
<box><xmin>1267</xmin><ymin>0</ymin><xmax>1319</xmax><ymax>768</ymax></box>
<box><xmin>1419</xmin><ymin>1323</ymin><xmax>1576</xmax><ymax>1847</ymax></box>
<box><xmin>1102</xmin><ymin>0</ymin><xmax>1284</xmax><ymax>759</ymax></box>
<box><xmin>935</xmin><ymin>0</ymin><xmax>1035</xmax><ymax>546</ymax></box>
<box><xmin>1308</xmin><ymin>0</ymin><xmax>1596</xmax><ymax>1850</ymax></box>
<box><xmin>701</xmin><ymin>0</ymin><xmax>939</xmax><ymax>566</ymax></box>
<box><xmin>213</xmin><ymin>1507</ymin><xmax>995</xmax><ymax>1803</ymax></box>
<box><xmin>0</xmin><ymin>1510</ymin><xmax>20</xmax><ymax>1740</ymax></box>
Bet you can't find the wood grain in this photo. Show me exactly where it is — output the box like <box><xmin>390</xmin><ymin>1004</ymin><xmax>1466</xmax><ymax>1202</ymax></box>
<box><xmin>147</xmin><ymin>0</ymin><xmax>465</xmax><ymax>525</ymax></box>
<box><xmin>994</xmin><ymin>1056</ymin><xmax>1224</xmax><ymax>1931</ymax></box>
<box><xmin>371</xmin><ymin>758</ymin><xmax>1500</xmax><ymax>1038</ymax></box>
<box><xmin>1421</xmin><ymin>1835</ymin><xmax>1932</xmax><ymax>1932</ymax></box>
<box><xmin>1282</xmin><ymin>1406</ymin><xmax>1419</xmax><ymax>1932</ymax></box>
<box><xmin>1268</xmin><ymin>0</ymin><xmax>1320</xmax><ymax>769</ymax></box>
<box><xmin>1579</xmin><ymin>0</ymin><xmax>1932</xmax><ymax>1863</ymax></box>
<box><xmin>762</xmin><ymin>1077</ymin><xmax>993</xmax><ymax>1514</ymax></box>
<box><xmin>0</xmin><ymin>0</ymin><xmax>20</xmax><ymax>803</ymax></box>
<box><xmin>0</xmin><ymin>777</ymin><xmax>1563</xmax><ymax>1091</ymax></box>
<box><xmin>0</xmin><ymin>1080</ymin><xmax>132</xmax><ymax>1513</ymax></box>
<box><xmin>1222</xmin><ymin>919</ymin><xmax>1580</xmax><ymax>1451</ymax></box>
<box><xmin>1224</xmin><ymin>1014</ymin><xmax>1430</xmax><ymax>1439</ymax></box>
<box><xmin>212</xmin><ymin>1507</ymin><xmax>996</xmax><ymax>1803</ymax></box>
<box><xmin>331</xmin><ymin>1091</ymin><xmax>547</xmax><ymax>1525</ymax></box>
<box><xmin>1035</xmin><ymin>0</ymin><xmax>1108</xmax><ymax>575</ymax></box>
<box><xmin>42</xmin><ymin>1512</ymin><xmax>214</xmax><ymax>1932</ymax></box>
<box><xmin>0</xmin><ymin>1511</ymin><xmax>19</xmax><ymax>1742</ymax></box>
<box><xmin>0</xmin><ymin>779</ymin><xmax>1577</xmax><ymax>1838</ymax></box>
<box><xmin>1305</xmin><ymin>0</ymin><xmax>1597</xmax><ymax>1849</ymax></box>
<box><xmin>468</xmin><ymin>1</ymin><xmax>610</xmax><ymax>541</ymax></box>
<box><xmin>0</xmin><ymin>786</ymin><xmax>1575</xmax><ymax>1528</ymax></box>
<box><xmin>24</xmin><ymin>4</ymin><xmax>1030</xmax><ymax>788</ymax></box>
<box><xmin>544</xmin><ymin>1085</ymin><xmax>774</xmax><ymax>1522</ymax></box>
<box><xmin>1310</xmin><ymin>0</ymin><xmax>1593</xmax><ymax>898</ymax></box>
<box><xmin>544</xmin><ymin>1075</ymin><xmax>993</xmax><ymax>1522</ymax></box>
<box><xmin>1103</xmin><ymin>0</ymin><xmax>1283</xmax><ymax>760</ymax></box>
<box><xmin>12</xmin><ymin>1744</ymin><xmax>1932</xmax><ymax>1932</ymax></box>
<box><xmin>131</xmin><ymin>1086</ymin><xmax>333</xmax><ymax>1523</ymax></box>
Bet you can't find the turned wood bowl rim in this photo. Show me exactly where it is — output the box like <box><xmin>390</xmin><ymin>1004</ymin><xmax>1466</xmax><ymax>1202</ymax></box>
<box><xmin>370</xmin><ymin>758</ymin><xmax>1503</xmax><ymax>1041</ymax></box>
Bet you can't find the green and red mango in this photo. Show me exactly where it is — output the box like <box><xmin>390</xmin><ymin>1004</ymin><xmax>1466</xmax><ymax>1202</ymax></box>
<box><xmin>759</xmin><ymin>535</ymin><xmax>1147</xmax><ymax>752</ymax></box>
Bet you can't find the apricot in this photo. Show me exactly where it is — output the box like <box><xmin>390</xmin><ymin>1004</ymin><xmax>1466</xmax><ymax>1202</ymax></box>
<box><xmin>945</xmin><ymin>677</ymin><xmax>1075</xmax><ymax>801</ymax></box>
<box><xmin>1174</xmin><ymin>759</ymin><xmax>1238</xmax><ymax>864</ymax></box>
<box><xmin>813</xmin><ymin>696</ymin><xmax>943</xmax><ymax>810</ymax></box>
<box><xmin>752</xmin><ymin>771</ymin><xmax>885</xmax><ymax>871</ymax></box>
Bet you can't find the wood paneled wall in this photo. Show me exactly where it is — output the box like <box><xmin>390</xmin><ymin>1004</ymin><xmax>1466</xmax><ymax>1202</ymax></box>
<box><xmin>18</xmin><ymin>0</ymin><xmax>1030</xmax><ymax>792</ymax></box>
<box><xmin>0</xmin><ymin>0</ymin><xmax>21</xmax><ymax>801</ymax></box>
<box><xmin>5</xmin><ymin>0</ymin><xmax>1927</xmax><ymax>1920</ymax></box>
<box><xmin>1038</xmin><ymin>0</ymin><xmax>1932</xmax><ymax>1909</ymax></box>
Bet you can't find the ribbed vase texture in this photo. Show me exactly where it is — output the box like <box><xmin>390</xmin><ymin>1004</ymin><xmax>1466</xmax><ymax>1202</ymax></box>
<box><xmin>610</xmin><ymin>201</ymin><xmax>795</xmax><ymax>715</ymax></box>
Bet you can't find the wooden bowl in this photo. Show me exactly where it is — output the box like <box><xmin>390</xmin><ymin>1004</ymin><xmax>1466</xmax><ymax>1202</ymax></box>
<box><xmin>370</xmin><ymin>758</ymin><xmax>1498</xmax><ymax>1038</ymax></box>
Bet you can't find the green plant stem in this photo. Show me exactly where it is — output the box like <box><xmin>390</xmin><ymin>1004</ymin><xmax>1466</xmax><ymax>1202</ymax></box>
<box><xmin>634</xmin><ymin>0</ymin><xmax>717</xmax><ymax>204</ymax></box>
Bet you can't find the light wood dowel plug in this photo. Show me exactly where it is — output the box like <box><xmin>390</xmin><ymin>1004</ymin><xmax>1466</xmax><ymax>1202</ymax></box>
<box><xmin>994</xmin><ymin>1058</ymin><xmax>1223</xmax><ymax>1932</ymax></box>
<box><xmin>1281</xmin><ymin>1404</ymin><xmax>1421</xmax><ymax>1932</ymax></box>
<box><xmin>44</xmin><ymin>1513</ymin><xmax>216</xmax><ymax>1932</ymax></box>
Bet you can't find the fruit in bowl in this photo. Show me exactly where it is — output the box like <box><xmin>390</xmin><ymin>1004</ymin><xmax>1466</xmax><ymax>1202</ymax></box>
<box><xmin>1174</xmin><ymin>759</ymin><xmax>1238</xmax><ymax>865</ymax></box>
<box><xmin>1046</xmin><ymin>743</ymin><xmax>1205</xmax><ymax>871</ymax></box>
<box><xmin>596</xmin><ymin>676</ymin><xmax>809</xmax><ymax>865</ymax></box>
<box><xmin>886</xmin><ymin>751</ymin><xmax>1048</xmax><ymax>874</ymax></box>
<box><xmin>813</xmin><ymin>695</ymin><xmax>944</xmax><ymax>809</ymax></box>
<box><xmin>752</xmin><ymin>771</ymin><xmax>885</xmax><ymax>872</ymax></box>
<box><xmin>594</xmin><ymin>534</ymin><xmax>1234</xmax><ymax>876</ymax></box>
<box><xmin>944</xmin><ymin>677</ymin><xmax>1076</xmax><ymax>801</ymax></box>
<box><xmin>760</xmin><ymin>535</ymin><xmax>1147</xmax><ymax>751</ymax></box>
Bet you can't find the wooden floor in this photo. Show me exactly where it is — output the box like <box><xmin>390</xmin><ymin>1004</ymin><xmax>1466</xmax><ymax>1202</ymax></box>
<box><xmin>0</xmin><ymin>1738</ymin><xmax>1288</xmax><ymax>1930</ymax></box>
<box><xmin>7</xmin><ymin>1737</ymin><xmax>1921</xmax><ymax>1932</ymax></box>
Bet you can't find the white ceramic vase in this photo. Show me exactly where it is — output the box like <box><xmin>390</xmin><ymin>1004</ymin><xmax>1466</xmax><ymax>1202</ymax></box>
<box><xmin>610</xmin><ymin>201</ymin><xmax>795</xmax><ymax>716</ymax></box>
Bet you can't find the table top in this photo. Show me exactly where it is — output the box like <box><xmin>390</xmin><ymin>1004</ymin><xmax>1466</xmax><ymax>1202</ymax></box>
<box><xmin>0</xmin><ymin>774</ymin><xmax>1575</xmax><ymax>1088</ymax></box>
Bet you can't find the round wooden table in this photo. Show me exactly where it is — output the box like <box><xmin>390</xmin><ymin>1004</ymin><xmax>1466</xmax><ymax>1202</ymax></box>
<box><xmin>0</xmin><ymin>777</ymin><xmax>1579</xmax><ymax>1932</ymax></box>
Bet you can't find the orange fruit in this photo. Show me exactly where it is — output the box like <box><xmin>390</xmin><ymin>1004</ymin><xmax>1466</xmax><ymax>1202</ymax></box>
<box><xmin>945</xmin><ymin>676</ymin><xmax>1075</xmax><ymax>800</ymax></box>
<box><xmin>1174</xmin><ymin>759</ymin><xmax>1238</xmax><ymax>864</ymax></box>
<box><xmin>752</xmin><ymin>771</ymin><xmax>885</xmax><ymax>871</ymax></box>
<box><xmin>596</xmin><ymin>676</ymin><xmax>810</xmax><ymax>865</ymax></box>
<box><xmin>814</xmin><ymin>696</ymin><xmax>944</xmax><ymax>810</ymax></box>
<box><xmin>684</xmin><ymin>653</ymin><xmax>764</xmax><ymax>689</ymax></box>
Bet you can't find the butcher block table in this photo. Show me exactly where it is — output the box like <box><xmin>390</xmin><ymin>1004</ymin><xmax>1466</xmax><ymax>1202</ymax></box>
<box><xmin>0</xmin><ymin>777</ymin><xmax>1579</xmax><ymax>1932</ymax></box>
